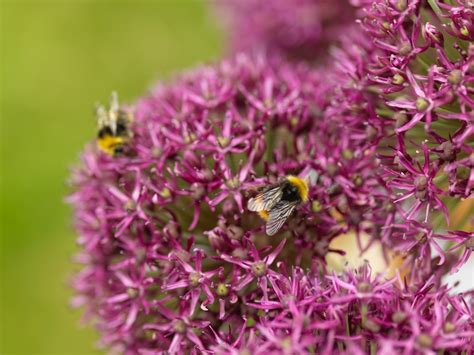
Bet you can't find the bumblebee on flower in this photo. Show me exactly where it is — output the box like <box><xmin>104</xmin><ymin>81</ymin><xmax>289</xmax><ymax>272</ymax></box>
<box><xmin>96</xmin><ymin>91</ymin><xmax>133</xmax><ymax>156</ymax></box>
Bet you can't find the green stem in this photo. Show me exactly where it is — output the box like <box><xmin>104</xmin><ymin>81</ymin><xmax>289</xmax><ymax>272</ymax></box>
<box><xmin>370</xmin><ymin>342</ymin><xmax>377</xmax><ymax>355</ymax></box>
<box><xmin>227</xmin><ymin>153</ymin><xmax>237</xmax><ymax>174</ymax></box>
<box><xmin>337</xmin><ymin>342</ymin><xmax>345</xmax><ymax>353</ymax></box>
<box><xmin>345</xmin><ymin>314</ymin><xmax>351</xmax><ymax>336</ymax></box>
<box><xmin>266</xmin><ymin>130</ymin><xmax>276</xmax><ymax>164</ymax></box>
<box><xmin>361</xmin><ymin>304</ymin><xmax>368</xmax><ymax>327</ymax></box>
<box><xmin>427</xmin><ymin>0</ymin><xmax>443</xmax><ymax>17</ymax></box>
<box><xmin>375</xmin><ymin>108</ymin><xmax>395</xmax><ymax>118</ymax></box>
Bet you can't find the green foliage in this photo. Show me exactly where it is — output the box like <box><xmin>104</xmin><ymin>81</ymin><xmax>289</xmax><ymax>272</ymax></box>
<box><xmin>0</xmin><ymin>1</ymin><xmax>221</xmax><ymax>353</ymax></box>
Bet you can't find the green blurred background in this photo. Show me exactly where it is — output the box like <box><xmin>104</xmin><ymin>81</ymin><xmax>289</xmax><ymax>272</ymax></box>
<box><xmin>1</xmin><ymin>1</ymin><xmax>221</xmax><ymax>353</ymax></box>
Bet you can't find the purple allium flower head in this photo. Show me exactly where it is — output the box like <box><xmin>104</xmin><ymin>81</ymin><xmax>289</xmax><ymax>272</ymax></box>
<box><xmin>69</xmin><ymin>51</ymin><xmax>474</xmax><ymax>353</ymax></box>
<box><xmin>215</xmin><ymin>0</ymin><xmax>357</xmax><ymax>62</ymax></box>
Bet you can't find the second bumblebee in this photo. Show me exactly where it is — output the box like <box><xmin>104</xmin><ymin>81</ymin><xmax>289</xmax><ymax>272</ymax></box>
<box><xmin>96</xmin><ymin>92</ymin><xmax>133</xmax><ymax>156</ymax></box>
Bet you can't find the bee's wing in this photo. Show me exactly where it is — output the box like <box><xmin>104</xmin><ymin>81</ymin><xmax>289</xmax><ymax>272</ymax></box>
<box><xmin>96</xmin><ymin>104</ymin><xmax>108</xmax><ymax>129</ymax></box>
<box><xmin>110</xmin><ymin>91</ymin><xmax>120</xmax><ymax>113</ymax></box>
<box><xmin>247</xmin><ymin>185</ymin><xmax>282</xmax><ymax>212</ymax></box>
<box><xmin>266</xmin><ymin>201</ymin><xmax>298</xmax><ymax>236</ymax></box>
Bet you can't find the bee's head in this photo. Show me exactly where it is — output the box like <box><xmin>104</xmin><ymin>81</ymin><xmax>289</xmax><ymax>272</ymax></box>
<box><xmin>98</xmin><ymin>126</ymin><xmax>113</xmax><ymax>139</ymax></box>
<box><xmin>289</xmin><ymin>184</ymin><xmax>298</xmax><ymax>193</ymax></box>
<box><xmin>286</xmin><ymin>175</ymin><xmax>309</xmax><ymax>202</ymax></box>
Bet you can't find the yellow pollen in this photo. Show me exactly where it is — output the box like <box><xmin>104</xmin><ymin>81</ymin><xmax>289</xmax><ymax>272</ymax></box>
<box><xmin>98</xmin><ymin>135</ymin><xmax>125</xmax><ymax>155</ymax></box>
<box><xmin>258</xmin><ymin>210</ymin><xmax>269</xmax><ymax>221</ymax></box>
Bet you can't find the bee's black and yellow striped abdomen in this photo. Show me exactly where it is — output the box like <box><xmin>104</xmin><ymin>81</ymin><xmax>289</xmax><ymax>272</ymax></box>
<box><xmin>97</xmin><ymin>117</ymin><xmax>129</xmax><ymax>156</ymax></box>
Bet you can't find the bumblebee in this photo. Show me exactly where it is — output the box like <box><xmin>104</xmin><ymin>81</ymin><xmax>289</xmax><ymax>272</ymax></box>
<box><xmin>247</xmin><ymin>175</ymin><xmax>309</xmax><ymax>236</ymax></box>
<box><xmin>96</xmin><ymin>92</ymin><xmax>133</xmax><ymax>156</ymax></box>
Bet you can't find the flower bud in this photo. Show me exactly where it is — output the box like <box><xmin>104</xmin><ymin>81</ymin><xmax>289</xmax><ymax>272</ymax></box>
<box><xmin>365</xmin><ymin>125</ymin><xmax>378</xmax><ymax>140</ymax></box>
<box><xmin>390</xmin><ymin>0</ymin><xmax>407</xmax><ymax>11</ymax></box>
<box><xmin>423</xmin><ymin>23</ymin><xmax>444</xmax><ymax>47</ymax></box>
<box><xmin>216</xmin><ymin>283</ymin><xmax>229</xmax><ymax>297</ymax></box>
<box><xmin>357</xmin><ymin>282</ymin><xmax>371</xmax><ymax>293</ymax></box>
<box><xmin>415</xmin><ymin>97</ymin><xmax>429</xmax><ymax>111</ymax></box>
<box><xmin>391</xmin><ymin>311</ymin><xmax>407</xmax><ymax>324</ymax></box>
<box><xmin>439</xmin><ymin>141</ymin><xmax>456</xmax><ymax>162</ymax></box>
<box><xmin>444</xmin><ymin>322</ymin><xmax>455</xmax><ymax>333</ymax></box>
<box><xmin>252</xmin><ymin>261</ymin><xmax>267</xmax><ymax>277</ymax></box>
<box><xmin>394</xmin><ymin>112</ymin><xmax>408</xmax><ymax>129</ymax></box>
<box><xmin>392</xmin><ymin>73</ymin><xmax>405</xmax><ymax>85</ymax></box>
<box><xmin>127</xmin><ymin>288</ymin><xmax>138</xmax><ymax>299</ymax></box>
<box><xmin>363</xmin><ymin>319</ymin><xmax>380</xmax><ymax>332</ymax></box>
<box><xmin>189</xmin><ymin>272</ymin><xmax>201</xmax><ymax>287</ymax></box>
<box><xmin>416</xmin><ymin>333</ymin><xmax>433</xmax><ymax>348</ymax></box>
<box><xmin>447</xmin><ymin>70</ymin><xmax>462</xmax><ymax>85</ymax></box>
<box><xmin>327</xmin><ymin>162</ymin><xmax>338</xmax><ymax>176</ymax></box>
<box><xmin>173</xmin><ymin>320</ymin><xmax>186</xmax><ymax>334</ymax></box>
<box><xmin>398</xmin><ymin>42</ymin><xmax>412</xmax><ymax>56</ymax></box>
<box><xmin>414</xmin><ymin>176</ymin><xmax>428</xmax><ymax>191</ymax></box>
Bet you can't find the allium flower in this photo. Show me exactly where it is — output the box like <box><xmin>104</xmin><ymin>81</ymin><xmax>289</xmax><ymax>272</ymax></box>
<box><xmin>215</xmin><ymin>0</ymin><xmax>357</xmax><ymax>62</ymax></box>
<box><xmin>69</xmin><ymin>50</ymin><xmax>473</xmax><ymax>353</ymax></box>
<box><xmin>362</xmin><ymin>0</ymin><xmax>473</xmax><ymax>197</ymax></box>
<box><xmin>210</xmin><ymin>266</ymin><xmax>474</xmax><ymax>354</ymax></box>
<box><xmin>323</xmin><ymin>0</ymin><xmax>474</xmax><ymax>276</ymax></box>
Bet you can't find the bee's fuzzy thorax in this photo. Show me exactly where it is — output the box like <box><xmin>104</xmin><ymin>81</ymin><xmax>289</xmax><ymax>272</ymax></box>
<box><xmin>286</xmin><ymin>175</ymin><xmax>309</xmax><ymax>202</ymax></box>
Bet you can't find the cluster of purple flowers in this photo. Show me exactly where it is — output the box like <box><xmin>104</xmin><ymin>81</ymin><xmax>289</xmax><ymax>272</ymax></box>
<box><xmin>69</xmin><ymin>0</ymin><xmax>473</xmax><ymax>353</ymax></box>
<box><xmin>216</xmin><ymin>0</ymin><xmax>356</xmax><ymax>62</ymax></box>
<box><xmin>324</xmin><ymin>0</ymin><xmax>473</xmax><ymax>278</ymax></box>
